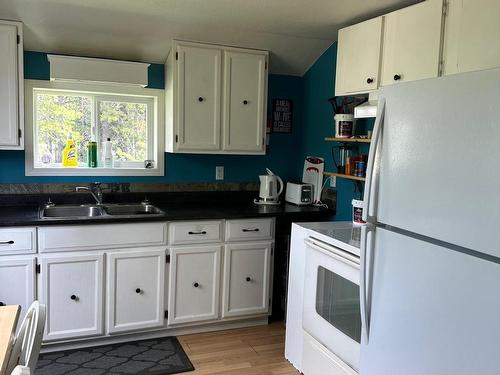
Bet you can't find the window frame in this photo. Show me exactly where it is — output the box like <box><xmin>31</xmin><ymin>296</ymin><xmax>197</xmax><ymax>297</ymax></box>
<box><xmin>25</xmin><ymin>79</ymin><xmax>165</xmax><ymax>176</ymax></box>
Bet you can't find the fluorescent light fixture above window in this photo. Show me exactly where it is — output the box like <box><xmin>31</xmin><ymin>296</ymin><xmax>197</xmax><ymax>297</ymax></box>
<box><xmin>47</xmin><ymin>55</ymin><xmax>150</xmax><ymax>87</ymax></box>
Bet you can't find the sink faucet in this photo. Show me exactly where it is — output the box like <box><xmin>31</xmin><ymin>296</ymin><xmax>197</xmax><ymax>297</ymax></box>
<box><xmin>76</xmin><ymin>182</ymin><xmax>104</xmax><ymax>205</ymax></box>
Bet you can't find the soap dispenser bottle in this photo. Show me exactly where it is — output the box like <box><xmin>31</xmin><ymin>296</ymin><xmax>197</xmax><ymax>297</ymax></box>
<box><xmin>103</xmin><ymin>138</ymin><xmax>113</xmax><ymax>168</ymax></box>
<box><xmin>62</xmin><ymin>133</ymin><xmax>78</xmax><ymax>167</ymax></box>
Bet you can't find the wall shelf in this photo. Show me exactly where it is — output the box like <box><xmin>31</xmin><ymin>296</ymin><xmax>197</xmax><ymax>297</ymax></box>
<box><xmin>324</xmin><ymin>171</ymin><xmax>366</xmax><ymax>182</ymax></box>
<box><xmin>324</xmin><ymin>137</ymin><xmax>371</xmax><ymax>143</ymax></box>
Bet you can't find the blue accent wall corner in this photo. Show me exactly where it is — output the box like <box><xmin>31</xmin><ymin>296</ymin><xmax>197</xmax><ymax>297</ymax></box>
<box><xmin>2</xmin><ymin>44</ymin><xmax>364</xmax><ymax>221</ymax></box>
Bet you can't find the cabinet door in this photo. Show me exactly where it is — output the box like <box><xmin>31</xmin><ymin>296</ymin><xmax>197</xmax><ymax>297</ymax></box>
<box><xmin>335</xmin><ymin>17</ymin><xmax>382</xmax><ymax>95</ymax></box>
<box><xmin>222</xmin><ymin>242</ymin><xmax>272</xmax><ymax>318</ymax></box>
<box><xmin>222</xmin><ymin>51</ymin><xmax>267</xmax><ymax>152</ymax></box>
<box><xmin>107</xmin><ymin>249</ymin><xmax>165</xmax><ymax>333</ymax></box>
<box><xmin>176</xmin><ymin>44</ymin><xmax>221</xmax><ymax>151</ymax></box>
<box><xmin>0</xmin><ymin>257</ymin><xmax>35</xmax><ymax>319</ymax></box>
<box><xmin>443</xmin><ymin>0</ymin><xmax>500</xmax><ymax>75</ymax></box>
<box><xmin>40</xmin><ymin>254</ymin><xmax>104</xmax><ymax>341</ymax></box>
<box><xmin>0</xmin><ymin>23</ymin><xmax>20</xmax><ymax>147</ymax></box>
<box><xmin>381</xmin><ymin>0</ymin><xmax>443</xmax><ymax>86</ymax></box>
<box><xmin>168</xmin><ymin>245</ymin><xmax>221</xmax><ymax>325</ymax></box>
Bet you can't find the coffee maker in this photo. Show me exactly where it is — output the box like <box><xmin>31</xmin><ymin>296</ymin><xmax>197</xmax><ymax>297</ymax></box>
<box><xmin>332</xmin><ymin>145</ymin><xmax>355</xmax><ymax>174</ymax></box>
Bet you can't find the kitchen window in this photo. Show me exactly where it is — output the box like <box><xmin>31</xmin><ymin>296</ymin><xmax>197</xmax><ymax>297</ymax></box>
<box><xmin>25</xmin><ymin>80</ymin><xmax>164</xmax><ymax>176</ymax></box>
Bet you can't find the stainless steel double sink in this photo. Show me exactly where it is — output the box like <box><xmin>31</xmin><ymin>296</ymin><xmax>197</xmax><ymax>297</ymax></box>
<box><xmin>40</xmin><ymin>203</ymin><xmax>165</xmax><ymax>219</ymax></box>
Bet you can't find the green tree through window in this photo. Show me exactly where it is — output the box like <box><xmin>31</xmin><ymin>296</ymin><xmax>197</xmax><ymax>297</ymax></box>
<box><xmin>35</xmin><ymin>90</ymin><xmax>152</xmax><ymax>168</ymax></box>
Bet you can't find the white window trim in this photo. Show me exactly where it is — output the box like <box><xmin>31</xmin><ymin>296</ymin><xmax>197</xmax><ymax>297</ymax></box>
<box><xmin>25</xmin><ymin>79</ymin><xmax>165</xmax><ymax>176</ymax></box>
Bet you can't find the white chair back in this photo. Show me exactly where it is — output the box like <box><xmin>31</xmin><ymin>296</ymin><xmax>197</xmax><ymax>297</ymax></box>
<box><xmin>6</xmin><ymin>301</ymin><xmax>46</xmax><ymax>374</ymax></box>
<box><xmin>10</xmin><ymin>365</ymin><xmax>30</xmax><ymax>375</ymax></box>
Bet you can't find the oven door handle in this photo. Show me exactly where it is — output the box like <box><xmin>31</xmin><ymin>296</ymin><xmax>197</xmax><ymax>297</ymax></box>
<box><xmin>360</xmin><ymin>225</ymin><xmax>375</xmax><ymax>343</ymax></box>
<box><xmin>304</xmin><ymin>237</ymin><xmax>360</xmax><ymax>269</ymax></box>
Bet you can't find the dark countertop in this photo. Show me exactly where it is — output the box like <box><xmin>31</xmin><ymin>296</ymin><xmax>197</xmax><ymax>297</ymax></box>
<box><xmin>0</xmin><ymin>198</ymin><xmax>333</xmax><ymax>227</ymax></box>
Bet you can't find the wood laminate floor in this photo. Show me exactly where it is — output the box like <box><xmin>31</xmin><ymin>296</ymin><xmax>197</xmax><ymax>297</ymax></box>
<box><xmin>178</xmin><ymin>322</ymin><xmax>299</xmax><ymax>375</ymax></box>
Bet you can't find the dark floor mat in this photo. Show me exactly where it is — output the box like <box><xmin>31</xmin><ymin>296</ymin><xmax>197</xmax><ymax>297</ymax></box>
<box><xmin>35</xmin><ymin>336</ymin><xmax>194</xmax><ymax>375</ymax></box>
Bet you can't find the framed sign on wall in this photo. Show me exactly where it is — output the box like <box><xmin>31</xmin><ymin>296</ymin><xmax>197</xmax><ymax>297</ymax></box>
<box><xmin>272</xmin><ymin>99</ymin><xmax>293</xmax><ymax>133</ymax></box>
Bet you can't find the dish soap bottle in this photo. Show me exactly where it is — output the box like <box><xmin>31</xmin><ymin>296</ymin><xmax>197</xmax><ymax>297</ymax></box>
<box><xmin>62</xmin><ymin>133</ymin><xmax>78</xmax><ymax>167</ymax></box>
<box><xmin>103</xmin><ymin>138</ymin><xmax>113</xmax><ymax>168</ymax></box>
<box><xmin>87</xmin><ymin>139</ymin><xmax>98</xmax><ymax>168</ymax></box>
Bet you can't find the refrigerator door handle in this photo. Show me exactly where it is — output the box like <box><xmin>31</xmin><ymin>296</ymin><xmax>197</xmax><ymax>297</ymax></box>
<box><xmin>360</xmin><ymin>224</ymin><xmax>375</xmax><ymax>342</ymax></box>
<box><xmin>362</xmin><ymin>98</ymin><xmax>385</xmax><ymax>223</ymax></box>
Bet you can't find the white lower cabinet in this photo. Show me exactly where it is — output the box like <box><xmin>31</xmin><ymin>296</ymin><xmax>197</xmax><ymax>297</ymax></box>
<box><xmin>24</xmin><ymin>219</ymin><xmax>273</xmax><ymax>346</ymax></box>
<box><xmin>222</xmin><ymin>242</ymin><xmax>272</xmax><ymax>318</ymax></box>
<box><xmin>0</xmin><ymin>257</ymin><xmax>35</xmax><ymax>317</ymax></box>
<box><xmin>107</xmin><ymin>249</ymin><xmax>166</xmax><ymax>333</ymax></box>
<box><xmin>40</xmin><ymin>253</ymin><xmax>104</xmax><ymax>341</ymax></box>
<box><xmin>168</xmin><ymin>245</ymin><xmax>221</xmax><ymax>325</ymax></box>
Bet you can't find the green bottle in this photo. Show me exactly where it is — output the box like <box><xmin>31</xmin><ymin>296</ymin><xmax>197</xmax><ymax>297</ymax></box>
<box><xmin>87</xmin><ymin>141</ymin><xmax>98</xmax><ymax>168</ymax></box>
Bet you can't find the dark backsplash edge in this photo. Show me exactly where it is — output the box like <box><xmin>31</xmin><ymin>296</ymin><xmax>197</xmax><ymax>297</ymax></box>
<box><xmin>0</xmin><ymin>182</ymin><xmax>260</xmax><ymax>207</ymax></box>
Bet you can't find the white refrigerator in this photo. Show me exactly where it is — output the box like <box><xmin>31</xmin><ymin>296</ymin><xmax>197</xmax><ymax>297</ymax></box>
<box><xmin>360</xmin><ymin>68</ymin><xmax>500</xmax><ymax>375</ymax></box>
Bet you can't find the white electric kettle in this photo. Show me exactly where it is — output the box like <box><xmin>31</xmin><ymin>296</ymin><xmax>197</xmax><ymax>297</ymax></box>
<box><xmin>257</xmin><ymin>168</ymin><xmax>283</xmax><ymax>204</ymax></box>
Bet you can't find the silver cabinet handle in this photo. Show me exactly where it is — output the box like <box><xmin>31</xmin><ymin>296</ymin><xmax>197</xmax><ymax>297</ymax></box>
<box><xmin>242</xmin><ymin>228</ymin><xmax>259</xmax><ymax>232</ymax></box>
<box><xmin>0</xmin><ymin>240</ymin><xmax>14</xmax><ymax>245</ymax></box>
<box><xmin>188</xmin><ymin>231</ymin><xmax>207</xmax><ymax>235</ymax></box>
<box><xmin>363</xmin><ymin>98</ymin><xmax>385</xmax><ymax>223</ymax></box>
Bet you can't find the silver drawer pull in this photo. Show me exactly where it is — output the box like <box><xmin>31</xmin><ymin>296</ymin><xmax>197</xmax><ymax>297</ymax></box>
<box><xmin>0</xmin><ymin>240</ymin><xmax>14</xmax><ymax>245</ymax></box>
<box><xmin>242</xmin><ymin>228</ymin><xmax>259</xmax><ymax>232</ymax></box>
<box><xmin>188</xmin><ymin>231</ymin><xmax>207</xmax><ymax>235</ymax></box>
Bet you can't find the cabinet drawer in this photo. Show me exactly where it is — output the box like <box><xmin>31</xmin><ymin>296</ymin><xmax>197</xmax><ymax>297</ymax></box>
<box><xmin>0</xmin><ymin>228</ymin><xmax>36</xmax><ymax>255</ymax></box>
<box><xmin>38</xmin><ymin>222</ymin><xmax>167</xmax><ymax>253</ymax></box>
<box><xmin>169</xmin><ymin>220</ymin><xmax>222</xmax><ymax>245</ymax></box>
<box><xmin>225</xmin><ymin>218</ymin><xmax>273</xmax><ymax>242</ymax></box>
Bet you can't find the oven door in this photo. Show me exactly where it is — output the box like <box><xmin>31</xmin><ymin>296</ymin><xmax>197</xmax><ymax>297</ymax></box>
<box><xmin>303</xmin><ymin>237</ymin><xmax>361</xmax><ymax>372</ymax></box>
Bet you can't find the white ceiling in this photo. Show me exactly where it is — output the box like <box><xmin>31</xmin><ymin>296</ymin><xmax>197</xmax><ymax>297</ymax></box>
<box><xmin>0</xmin><ymin>0</ymin><xmax>418</xmax><ymax>76</ymax></box>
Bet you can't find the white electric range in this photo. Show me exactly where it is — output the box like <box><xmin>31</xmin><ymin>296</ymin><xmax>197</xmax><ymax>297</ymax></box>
<box><xmin>285</xmin><ymin>221</ymin><xmax>361</xmax><ymax>375</ymax></box>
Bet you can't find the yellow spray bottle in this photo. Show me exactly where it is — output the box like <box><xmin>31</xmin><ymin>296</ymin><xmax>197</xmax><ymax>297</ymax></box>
<box><xmin>62</xmin><ymin>133</ymin><xmax>78</xmax><ymax>167</ymax></box>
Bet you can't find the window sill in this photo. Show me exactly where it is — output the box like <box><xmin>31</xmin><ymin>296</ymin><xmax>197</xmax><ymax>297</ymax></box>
<box><xmin>25</xmin><ymin>166</ymin><xmax>164</xmax><ymax>177</ymax></box>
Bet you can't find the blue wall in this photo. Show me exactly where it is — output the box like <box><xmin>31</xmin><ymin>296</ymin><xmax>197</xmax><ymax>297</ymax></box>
<box><xmin>0</xmin><ymin>52</ymin><xmax>304</xmax><ymax>184</ymax></box>
<box><xmin>298</xmin><ymin>43</ymin><xmax>372</xmax><ymax>220</ymax></box>
<box><xmin>1</xmin><ymin>48</ymin><xmax>368</xmax><ymax>220</ymax></box>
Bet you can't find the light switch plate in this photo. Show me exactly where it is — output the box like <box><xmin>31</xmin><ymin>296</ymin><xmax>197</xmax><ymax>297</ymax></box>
<box><xmin>216</xmin><ymin>166</ymin><xmax>224</xmax><ymax>180</ymax></box>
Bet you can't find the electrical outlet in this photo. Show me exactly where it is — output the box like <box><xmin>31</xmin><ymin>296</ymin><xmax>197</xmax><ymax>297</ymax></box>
<box><xmin>330</xmin><ymin>176</ymin><xmax>336</xmax><ymax>188</ymax></box>
<box><xmin>216</xmin><ymin>166</ymin><xmax>224</xmax><ymax>180</ymax></box>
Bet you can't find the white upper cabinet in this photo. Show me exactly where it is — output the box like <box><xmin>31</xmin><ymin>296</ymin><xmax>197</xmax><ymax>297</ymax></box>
<box><xmin>380</xmin><ymin>0</ymin><xmax>444</xmax><ymax>86</ymax></box>
<box><xmin>0</xmin><ymin>20</ymin><xmax>23</xmax><ymax>149</ymax></box>
<box><xmin>166</xmin><ymin>40</ymin><xmax>268</xmax><ymax>154</ymax></box>
<box><xmin>176</xmin><ymin>44</ymin><xmax>222</xmax><ymax>151</ymax></box>
<box><xmin>222</xmin><ymin>51</ymin><xmax>267</xmax><ymax>152</ymax></box>
<box><xmin>443</xmin><ymin>0</ymin><xmax>500</xmax><ymax>75</ymax></box>
<box><xmin>335</xmin><ymin>17</ymin><xmax>383</xmax><ymax>96</ymax></box>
